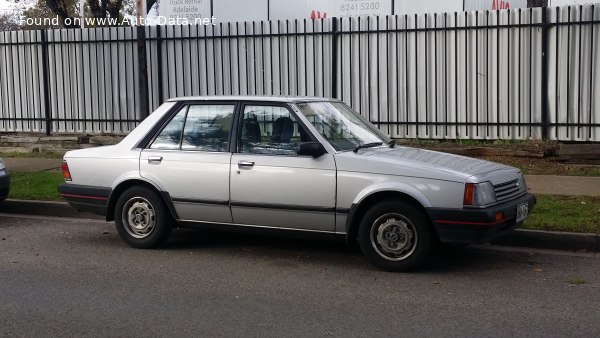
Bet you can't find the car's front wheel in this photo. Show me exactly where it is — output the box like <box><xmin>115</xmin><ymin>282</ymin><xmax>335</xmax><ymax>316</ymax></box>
<box><xmin>114</xmin><ymin>186</ymin><xmax>172</xmax><ymax>248</ymax></box>
<box><xmin>358</xmin><ymin>200</ymin><xmax>434</xmax><ymax>272</ymax></box>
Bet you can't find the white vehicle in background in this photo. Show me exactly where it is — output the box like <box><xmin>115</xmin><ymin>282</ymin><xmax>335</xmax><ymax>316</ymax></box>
<box><xmin>59</xmin><ymin>96</ymin><xmax>535</xmax><ymax>271</ymax></box>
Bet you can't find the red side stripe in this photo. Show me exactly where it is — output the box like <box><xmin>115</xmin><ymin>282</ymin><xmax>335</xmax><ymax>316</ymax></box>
<box><xmin>435</xmin><ymin>216</ymin><xmax>514</xmax><ymax>227</ymax></box>
<box><xmin>60</xmin><ymin>193</ymin><xmax>108</xmax><ymax>201</ymax></box>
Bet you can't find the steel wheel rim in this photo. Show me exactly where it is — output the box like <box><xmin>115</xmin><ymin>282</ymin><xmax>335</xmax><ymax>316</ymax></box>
<box><xmin>370</xmin><ymin>213</ymin><xmax>418</xmax><ymax>261</ymax></box>
<box><xmin>122</xmin><ymin>197</ymin><xmax>156</xmax><ymax>239</ymax></box>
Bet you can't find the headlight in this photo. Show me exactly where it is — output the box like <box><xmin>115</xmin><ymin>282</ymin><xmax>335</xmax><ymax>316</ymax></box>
<box><xmin>464</xmin><ymin>182</ymin><xmax>496</xmax><ymax>206</ymax></box>
<box><xmin>0</xmin><ymin>158</ymin><xmax>5</xmax><ymax>170</ymax></box>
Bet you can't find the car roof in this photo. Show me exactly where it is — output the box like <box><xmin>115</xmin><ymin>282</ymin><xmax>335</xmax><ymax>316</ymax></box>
<box><xmin>166</xmin><ymin>95</ymin><xmax>339</xmax><ymax>104</ymax></box>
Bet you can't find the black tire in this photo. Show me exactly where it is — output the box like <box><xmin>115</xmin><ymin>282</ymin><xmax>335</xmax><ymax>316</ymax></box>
<box><xmin>114</xmin><ymin>186</ymin><xmax>172</xmax><ymax>248</ymax></box>
<box><xmin>358</xmin><ymin>200</ymin><xmax>434</xmax><ymax>272</ymax></box>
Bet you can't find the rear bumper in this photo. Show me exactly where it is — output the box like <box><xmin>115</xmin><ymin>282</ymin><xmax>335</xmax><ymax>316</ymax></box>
<box><xmin>427</xmin><ymin>193</ymin><xmax>536</xmax><ymax>243</ymax></box>
<box><xmin>0</xmin><ymin>170</ymin><xmax>9</xmax><ymax>201</ymax></box>
<box><xmin>58</xmin><ymin>183</ymin><xmax>111</xmax><ymax>216</ymax></box>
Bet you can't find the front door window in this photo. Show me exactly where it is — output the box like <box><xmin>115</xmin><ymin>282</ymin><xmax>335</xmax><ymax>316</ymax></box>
<box><xmin>239</xmin><ymin>105</ymin><xmax>312</xmax><ymax>156</ymax></box>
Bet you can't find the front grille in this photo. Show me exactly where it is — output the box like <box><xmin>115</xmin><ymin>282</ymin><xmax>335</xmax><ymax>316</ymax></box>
<box><xmin>494</xmin><ymin>179</ymin><xmax>523</xmax><ymax>202</ymax></box>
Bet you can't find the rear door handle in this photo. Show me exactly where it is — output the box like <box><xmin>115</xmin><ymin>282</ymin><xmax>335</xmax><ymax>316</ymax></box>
<box><xmin>238</xmin><ymin>160</ymin><xmax>255</xmax><ymax>169</ymax></box>
<box><xmin>148</xmin><ymin>156</ymin><xmax>163</xmax><ymax>164</ymax></box>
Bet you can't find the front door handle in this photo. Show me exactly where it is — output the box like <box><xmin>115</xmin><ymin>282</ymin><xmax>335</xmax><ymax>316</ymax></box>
<box><xmin>238</xmin><ymin>160</ymin><xmax>255</xmax><ymax>169</ymax></box>
<box><xmin>148</xmin><ymin>156</ymin><xmax>163</xmax><ymax>164</ymax></box>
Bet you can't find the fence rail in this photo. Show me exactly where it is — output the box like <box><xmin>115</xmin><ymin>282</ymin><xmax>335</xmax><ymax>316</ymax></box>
<box><xmin>0</xmin><ymin>5</ymin><xmax>598</xmax><ymax>141</ymax></box>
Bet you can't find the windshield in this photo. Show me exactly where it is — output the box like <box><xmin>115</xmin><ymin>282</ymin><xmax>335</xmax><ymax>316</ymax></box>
<box><xmin>294</xmin><ymin>101</ymin><xmax>390</xmax><ymax>151</ymax></box>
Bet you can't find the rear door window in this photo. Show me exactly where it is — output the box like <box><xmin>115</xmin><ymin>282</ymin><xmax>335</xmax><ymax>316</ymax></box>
<box><xmin>150</xmin><ymin>104</ymin><xmax>235</xmax><ymax>152</ymax></box>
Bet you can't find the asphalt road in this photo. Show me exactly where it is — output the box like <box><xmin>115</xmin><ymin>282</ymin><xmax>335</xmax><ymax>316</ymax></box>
<box><xmin>1</xmin><ymin>214</ymin><xmax>599</xmax><ymax>337</ymax></box>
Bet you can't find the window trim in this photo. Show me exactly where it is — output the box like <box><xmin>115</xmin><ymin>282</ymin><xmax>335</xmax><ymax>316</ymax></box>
<box><xmin>235</xmin><ymin>101</ymin><xmax>322</xmax><ymax>157</ymax></box>
<box><xmin>144</xmin><ymin>101</ymin><xmax>241</xmax><ymax>153</ymax></box>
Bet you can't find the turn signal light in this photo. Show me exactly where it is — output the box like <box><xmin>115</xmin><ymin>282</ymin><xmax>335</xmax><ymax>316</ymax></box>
<box><xmin>62</xmin><ymin>161</ymin><xmax>72</xmax><ymax>181</ymax></box>
<box><xmin>495</xmin><ymin>212</ymin><xmax>504</xmax><ymax>222</ymax></box>
<box><xmin>463</xmin><ymin>183</ymin><xmax>474</xmax><ymax>205</ymax></box>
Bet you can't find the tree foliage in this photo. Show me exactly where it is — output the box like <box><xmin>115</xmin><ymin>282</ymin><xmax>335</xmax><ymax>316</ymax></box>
<box><xmin>22</xmin><ymin>0</ymin><xmax>68</xmax><ymax>29</ymax></box>
<box><xmin>85</xmin><ymin>0</ymin><xmax>124</xmax><ymax>20</ymax></box>
<box><xmin>21</xmin><ymin>0</ymin><xmax>131</xmax><ymax>28</ymax></box>
<box><xmin>0</xmin><ymin>13</ymin><xmax>20</xmax><ymax>31</ymax></box>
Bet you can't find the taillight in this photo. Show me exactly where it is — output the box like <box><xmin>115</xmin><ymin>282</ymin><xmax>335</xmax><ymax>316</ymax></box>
<box><xmin>62</xmin><ymin>161</ymin><xmax>72</xmax><ymax>181</ymax></box>
<box><xmin>463</xmin><ymin>183</ymin><xmax>474</xmax><ymax>206</ymax></box>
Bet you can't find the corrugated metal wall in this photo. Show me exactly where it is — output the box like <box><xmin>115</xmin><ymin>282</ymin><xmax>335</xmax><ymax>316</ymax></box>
<box><xmin>0</xmin><ymin>5</ymin><xmax>598</xmax><ymax>140</ymax></box>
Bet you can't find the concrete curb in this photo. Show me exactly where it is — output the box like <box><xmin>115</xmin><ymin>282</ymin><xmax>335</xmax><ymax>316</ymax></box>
<box><xmin>492</xmin><ymin>229</ymin><xmax>599</xmax><ymax>253</ymax></box>
<box><xmin>1</xmin><ymin>199</ymin><xmax>103</xmax><ymax>220</ymax></box>
<box><xmin>1</xmin><ymin>199</ymin><xmax>598</xmax><ymax>253</ymax></box>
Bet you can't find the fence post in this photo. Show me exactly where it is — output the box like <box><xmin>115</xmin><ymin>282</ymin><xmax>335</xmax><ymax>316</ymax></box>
<box><xmin>137</xmin><ymin>26</ymin><xmax>150</xmax><ymax>119</ymax></box>
<box><xmin>540</xmin><ymin>7</ymin><xmax>550</xmax><ymax>139</ymax></box>
<box><xmin>331</xmin><ymin>17</ymin><xmax>340</xmax><ymax>99</ymax></box>
<box><xmin>156</xmin><ymin>25</ymin><xmax>163</xmax><ymax>104</ymax></box>
<box><xmin>40</xmin><ymin>30</ymin><xmax>52</xmax><ymax>136</ymax></box>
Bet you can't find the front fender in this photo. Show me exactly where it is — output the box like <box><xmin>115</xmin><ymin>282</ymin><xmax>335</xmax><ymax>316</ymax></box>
<box><xmin>352</xmin><ymin>182</ymin><xmax>433</xmax><ymax>209</ymax></box>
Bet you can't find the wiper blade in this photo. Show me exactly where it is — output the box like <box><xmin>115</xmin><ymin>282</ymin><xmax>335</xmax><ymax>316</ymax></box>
<box><xmin>388</xmin><ymin>140</ymin><xmax>396</xmax><ymax>148</ymax></box>
<box><xmin>353</xmin><ymin>142</ymin><xmax>384</xmax><ymax>153</ymax></box>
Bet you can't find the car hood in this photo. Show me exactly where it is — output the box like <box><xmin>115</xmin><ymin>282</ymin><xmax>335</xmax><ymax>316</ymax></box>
<box><xmin>334</xmin><ymin>146</ymin><xmax>518</xmax><ymax>183</ymax></box>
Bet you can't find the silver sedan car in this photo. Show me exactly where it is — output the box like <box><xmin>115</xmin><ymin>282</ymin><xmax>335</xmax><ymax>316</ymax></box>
<box><xmin>59</xmin><ymin>96</ymin><xmax>535</xmax><ymax>271</ymax></box>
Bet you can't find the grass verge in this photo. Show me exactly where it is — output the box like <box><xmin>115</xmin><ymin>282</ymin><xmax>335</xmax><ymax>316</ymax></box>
<box><xmin>523</xmin><ymin>195</ymin><xmax>600</xmax><ymax>234</ymax></box>
<box><xmin>9</xmin><ymin>171</ymin><xmax>64</xmax><ymax>201</ymax></box>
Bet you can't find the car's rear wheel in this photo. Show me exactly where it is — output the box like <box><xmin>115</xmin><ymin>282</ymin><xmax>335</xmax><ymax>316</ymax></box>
<box><xmin>114</xmin><ymin>186</ymin><xmax>172</xmax><ymax>248</ymax></box>
<box><xmin>358</xmin><ymin>200</ymin><xmax>434</xmax><ymax>272</ymax></box>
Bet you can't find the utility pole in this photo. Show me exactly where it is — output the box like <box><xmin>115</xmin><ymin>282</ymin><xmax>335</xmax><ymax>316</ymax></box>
<box><xmin>137</xmin><ymin>0</ymin><xmax>150</xmax><ymax>119</ymax></box>
<box><xmin>137</xmin><ymin>0</ymin><xmax>144</xmax><ymax>23</ymax></box>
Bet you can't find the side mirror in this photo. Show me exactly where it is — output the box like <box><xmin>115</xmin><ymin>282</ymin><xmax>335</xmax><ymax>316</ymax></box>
<box><xmin>297</xmin><ymin>142</ymin><xmax>327</xmax><ymax>158</ymax></box>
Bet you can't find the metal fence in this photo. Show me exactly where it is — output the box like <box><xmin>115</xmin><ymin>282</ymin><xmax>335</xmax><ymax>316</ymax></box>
<box><xmin>0</xmin><ymin>4</ymin><xmax>598</xmax><ymax>141</ymax></box>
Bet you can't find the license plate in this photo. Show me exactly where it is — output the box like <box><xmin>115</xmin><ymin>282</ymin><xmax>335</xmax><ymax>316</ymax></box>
<box><xmin>516</xmin><ymin>202</ymin><xmax>529</xmax><ymax>223</ymax></box>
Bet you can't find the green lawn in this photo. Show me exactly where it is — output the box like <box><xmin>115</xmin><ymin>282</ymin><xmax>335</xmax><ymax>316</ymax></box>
<box><xmin>6</xmin><ymin>171</ymin><xmax>600</xmax><ymax>234</ymax></box>
<box><xmin>523</xmin><ymin>195</ymin><xmax>600</xmax><ymax>234</ymax></box>
<box><xmin>9</xmin><ymin>171</ymin><xmax>64</xmax><ymax>201</ymax></box>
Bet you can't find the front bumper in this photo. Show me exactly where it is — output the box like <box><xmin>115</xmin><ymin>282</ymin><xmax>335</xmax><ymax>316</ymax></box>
<box><xmin>0</xmin><ymin>169</ymin><xmax>10</xmax><ymax>201</ymax></box>
<box><xmin>427</xmin><ymin>193</ymin><xmax>536</xmax><ymax>243</ymax></box>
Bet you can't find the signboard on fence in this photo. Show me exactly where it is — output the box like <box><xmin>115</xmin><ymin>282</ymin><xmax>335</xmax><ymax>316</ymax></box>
<box><xmin>464</xmin><ymin>0</ymin><xmax>528</xmax><ymax>11</ymax></box>
<box><xmin>213</xmin><ymin>0</ymin><xmax>269</xmax><ymax>23</ymax></box>
<box><xmin>393</xmin><ymin>0</ymin><xmax>463</xmax><ymax>15</ymax></box>
<box><xmin>270</xmin><ymin>0</ymin><xmax>392</xmax><ymax>20</ymax></box>
<box><xmin>159</xmin><ymin>0</ymin><xmax>212</xmax><ymax>21</ymax></box>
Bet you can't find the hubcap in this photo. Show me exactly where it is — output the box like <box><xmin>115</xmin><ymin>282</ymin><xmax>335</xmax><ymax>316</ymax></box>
<box><xmin>122</xmin><ymin>197</ymin><xmax>156</xmax><ymax>239</ymax></box>
<box><xmin>370</xmin><ymin>213</ymin><xmax>418</xmax><ymax>261</ymax></box>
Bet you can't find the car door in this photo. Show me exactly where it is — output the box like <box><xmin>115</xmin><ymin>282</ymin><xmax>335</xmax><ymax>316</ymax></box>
<box><xmin>229</xmin><ymin>102</ymin><xmax>336</xmax><ymax>232</ymax></box>
<box><xmin>140</xmin><ymin>102</ymin><xmax>237</xmax><ymax>223</ymax></box>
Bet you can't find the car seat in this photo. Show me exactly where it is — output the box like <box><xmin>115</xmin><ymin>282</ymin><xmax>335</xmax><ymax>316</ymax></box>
<box><xmin>271</xmin><ymin>117</ymin><xmax>294</xmax><ymax>143</ymax></box>
<box><xmin>242</xmin><ymin>114</ymin><xmax>262</xmax><ymax>151</ymax></box>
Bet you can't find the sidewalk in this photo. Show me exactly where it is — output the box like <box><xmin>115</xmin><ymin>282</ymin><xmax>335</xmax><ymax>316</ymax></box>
<box><xmin>3</xmin><ymin>157</ymin><xmax>600</xmax><ymax>196</ymax></box>
<box><xmin>3</xmin><ymin>157</ymin><xmax>61</xmax><ymax>172</ymax></box>
<box><xmin>525</xmin><ymin>175</ymin><xmax>600</xmax><ymax>196</ymax></box>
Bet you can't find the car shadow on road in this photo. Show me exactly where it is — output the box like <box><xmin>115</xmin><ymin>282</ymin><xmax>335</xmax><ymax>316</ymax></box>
<box><xmin>157</xmin><ymin>228</ymin><xmax>529</xmax><ymax>274</ymax></box>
